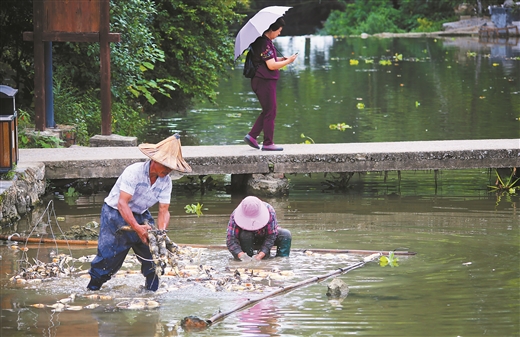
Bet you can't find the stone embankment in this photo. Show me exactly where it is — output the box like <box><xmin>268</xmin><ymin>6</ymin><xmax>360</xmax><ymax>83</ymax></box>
<box><xmin>370</xmin><ymin>17</ymin><xmax>520</xmax><ymax>38</ymax></box>
<box><xmin>0</xmin><ymin>162</ymin><xmax>46</xmax><ymax>226</ymax></box>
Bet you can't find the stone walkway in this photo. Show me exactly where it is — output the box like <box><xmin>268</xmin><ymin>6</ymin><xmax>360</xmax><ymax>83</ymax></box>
<box><xmin>12</xmin><ymin>138</ymin><xmax>520</xmax><ymax>180</ymax></box>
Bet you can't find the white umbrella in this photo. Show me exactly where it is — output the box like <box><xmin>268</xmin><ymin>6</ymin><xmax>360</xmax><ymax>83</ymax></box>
<box><xmin>234</xmin><ymin>6</ymin><xmax>291</xmax><ymax>60</ymax></box>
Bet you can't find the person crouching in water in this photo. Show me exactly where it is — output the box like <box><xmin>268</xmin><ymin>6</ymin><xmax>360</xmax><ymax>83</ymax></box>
<box><xmin>87</xmin><ymin>134</ymin><xmax>192</xmax><ymax>291</ymax></box>
<box><xmin>227</xmin><ymin>196</ymin><xmax>291</xmax><ymax>260</ymax></box>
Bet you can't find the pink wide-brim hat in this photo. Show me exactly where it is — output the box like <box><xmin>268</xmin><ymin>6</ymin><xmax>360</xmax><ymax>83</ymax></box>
<box><xmin>233</xmin><ymin>196</ymin><xmax>270</xmax><ymax>231</ymax></box>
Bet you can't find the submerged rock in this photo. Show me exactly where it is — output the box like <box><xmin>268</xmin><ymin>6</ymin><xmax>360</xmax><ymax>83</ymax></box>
<box><xmin>181</xmin><ymin>316</ymin><xmax>209</xmax><ymax>331</ymax></box>
<box><xmin>247</xmin><ymin>173</ymin><xmax>289</xmax><ymax>197</ymax></box>
<box><xmin>326</xmin><ymin>277</ymin><xmax>349</xmax><ymax>298</ymax></box>
<box><xmin>59</xmin><ymin>225</ymin><xmax>99</xmax><ymax>240</ymax></box>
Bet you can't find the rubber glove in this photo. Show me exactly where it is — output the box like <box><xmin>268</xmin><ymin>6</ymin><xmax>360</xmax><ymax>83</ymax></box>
<box><xmin>238</xmin><ymin>253</ymin><xmax>253</xmax><ymax>262</ymax></box>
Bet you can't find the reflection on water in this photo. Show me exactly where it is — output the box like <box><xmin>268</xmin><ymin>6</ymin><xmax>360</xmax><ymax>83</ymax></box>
<box><xmin>145</xmin><ymin>36</ymin><xmax>519</xmax><ymax>146</ymax></box>
<box><xmin>1</xmin><ymin>168</ymin><xmax>518</xmax><ymax>336</ymax></box>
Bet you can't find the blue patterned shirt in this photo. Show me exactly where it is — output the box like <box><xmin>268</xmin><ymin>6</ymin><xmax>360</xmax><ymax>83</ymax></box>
<box><xmin>104</xmin><ymin>160</ymin><xmax>172</xmax><ymax>214</ymax></box>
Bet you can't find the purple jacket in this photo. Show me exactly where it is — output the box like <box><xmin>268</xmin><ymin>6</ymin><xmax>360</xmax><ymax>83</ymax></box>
<box><xmin>251</xmin><ymin>36</ymin><xmax>280</xmax><ymax>80</ymax></box>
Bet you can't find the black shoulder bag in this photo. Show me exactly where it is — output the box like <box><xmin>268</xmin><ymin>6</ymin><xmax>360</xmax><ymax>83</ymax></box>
<box><xmin>243</xmin><ymin>46</ymin><xmax>258</xmax><ymax>79</ymax></box>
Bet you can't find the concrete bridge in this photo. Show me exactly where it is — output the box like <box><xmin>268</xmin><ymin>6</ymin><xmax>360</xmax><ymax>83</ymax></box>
<box><xmin>16</xmin><ymin>138</ymin><xmax>520</xmax><ymax>180</ymax></box>
<box><xmin>1</xmin><ymin>138</ymin><xmax>518</xmax><ymax>224</ymax></box>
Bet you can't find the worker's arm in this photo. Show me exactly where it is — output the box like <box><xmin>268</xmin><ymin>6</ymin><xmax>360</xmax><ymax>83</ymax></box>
<box><xmin>117</xmin><ymin>191</ymin><xmax>151</xmax><ymax>244</ymax></box>
<box><xmin>156</xmin><ymin>202</ymin><xmax>170</xmax><ymax>231</ymax></box>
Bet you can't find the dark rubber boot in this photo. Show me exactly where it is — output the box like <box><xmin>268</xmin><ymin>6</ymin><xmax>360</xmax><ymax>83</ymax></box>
<box><xmin>145</xmin><ymin>273</ymin><xmax>159</xmax><ymax>291</ymax></box>
<box><xmin>87</xmin><ymin>278</ymin><xmax>104</xmax><ymax>291</ymax></box>
<box><xmin>275</xmin><ymin>228</ymin><xmax>292</xmax><ymax>257</ymax></box>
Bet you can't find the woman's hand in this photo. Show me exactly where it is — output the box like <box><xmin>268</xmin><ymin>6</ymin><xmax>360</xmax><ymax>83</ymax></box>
<box><xmin>286</xmin><ymin>53</ymin><xmax>298</xmax><ymax>64</ymax></box>
<box><xmin>238</xmin><ymin>252</ymin><xmax>253</xmax><ymax>261</ymax></box>
<box><xmin>253</xmin><ymin>252</ymin><xmax>266</xmax><ymax>260</ymax></box>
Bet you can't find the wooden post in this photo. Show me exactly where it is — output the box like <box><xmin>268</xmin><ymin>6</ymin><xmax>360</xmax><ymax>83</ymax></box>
<box><xmin>100</xmin><ymin>0</ymin><xmax>111</xmax><ymax>135</ymax></box>
<box><xmin>33</xmin><ymin>0</ymin><xmax>46</xmax><ymax>131</ymax></box>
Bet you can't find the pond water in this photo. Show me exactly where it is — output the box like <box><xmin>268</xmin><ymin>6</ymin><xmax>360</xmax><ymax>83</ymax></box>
<box><xmin>1</xmin><ymin>36</ymin><xmax>519</xmax><ymax>336</ymax></box>
<box><xmin>1</xmin><ymin>170</ymin><xmax>518</xmax><ymax>336</ymax></box>
<box><xmin>145</xmin><ymin>35</ymin><xmax>519</xmax><ymax>145</ymax></box>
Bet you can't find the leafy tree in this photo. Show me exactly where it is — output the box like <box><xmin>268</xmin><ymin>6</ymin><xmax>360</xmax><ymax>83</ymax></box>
<box><xmin>0</xmin><ymin>1</ymin><xmax>35</xmax><ymax>107</ymax></box>
<box><xmin>148</xmin><ymin>0</ymin><xmax>244</xmax><ymax>111</ymax></box>
<box><xmin>396</xmin><ymin>0</ymin><xmax>460</xmax><ymax>30</ymax></box>
<box><xmin>320</xmin><ymin>0</ymin><xmax>506</xmax><ymax>35</ymax></box>
<box><xmin>0</xmin><ymin>0</ymin><xmax>244</xmax><ymax>138</ymax></box>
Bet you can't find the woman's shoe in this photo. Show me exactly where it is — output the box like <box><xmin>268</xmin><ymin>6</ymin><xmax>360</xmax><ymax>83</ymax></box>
<box><xmin>244</xmin><ymin>135</ymin><xmax>260</xmax><ymax>149</ymax></box>
<box><xmin>262</xmin><ymin>144</ymin><xmax>283</xmax><ymax>151</ymax></box>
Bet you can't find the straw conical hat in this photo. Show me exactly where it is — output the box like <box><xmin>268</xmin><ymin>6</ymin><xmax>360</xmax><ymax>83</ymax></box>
<box><xmin>138</xmin><ymin>134</ymin><xmax>192</xmax><ymax>173</ymax></box>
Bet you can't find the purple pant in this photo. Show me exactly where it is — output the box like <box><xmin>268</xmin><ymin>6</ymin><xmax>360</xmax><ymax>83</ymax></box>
<box><xmin>250</xmin><ymin>77</ymin><xmax>278</xmax><ymax>146</ymax></box>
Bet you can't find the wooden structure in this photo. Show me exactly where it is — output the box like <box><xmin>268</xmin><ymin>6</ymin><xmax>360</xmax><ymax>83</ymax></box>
<box><xmin>23</xmin><ymin>0</ymin><xmax>120</xmax><ymax>135</ymax></box>
<box><xmin>479</xmin><ymin>25</ymin><xmax>519</xmax><ymax>38</ymax></box>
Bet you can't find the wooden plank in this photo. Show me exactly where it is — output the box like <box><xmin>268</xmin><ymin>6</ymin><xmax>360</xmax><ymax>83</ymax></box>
<box><xmin>0</xmin><ymin>117</ymin><xmax>16</xmax><ymax>170</ymax></box>
<box><xmin>44</xmin><ymin>0</ymin><xmax>100</xmax><ymax>33</ymax></box>
<box><xmin>0</xmin><ymin>120</ymin><xmax>9</xmax><ymax>168</ymax></box>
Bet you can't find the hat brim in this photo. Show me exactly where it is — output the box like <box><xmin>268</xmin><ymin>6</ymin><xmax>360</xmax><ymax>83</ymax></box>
<box><xmin>138</xmin><ymin>134</ymin><xmax>192</xmax><ymax>173</ymax></box>
<box><xmin>234</xmin><ymin>200</ymin><xmax>270</xmax><ymax>231</ymax></box>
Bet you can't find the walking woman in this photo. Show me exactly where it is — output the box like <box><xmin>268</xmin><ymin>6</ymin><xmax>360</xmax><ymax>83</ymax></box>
<box><xmin>244</xmin><ymin>17</ymin><xmax>298</xmax><ymax>151</ymax></box>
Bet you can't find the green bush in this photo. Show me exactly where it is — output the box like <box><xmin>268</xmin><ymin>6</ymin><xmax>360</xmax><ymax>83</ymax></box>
<box><xmin>52</xmin><ymin>68</ymin><xmax>148</xmax><ymax>143</ymax></box>
<box><xmin>17</xmin><ymin>109</ymin><xmax>64</xmax><ymax>149</ymax></box>
<box><xmin>321</xmin><ymin>0</ymin><xmax>461</xmax><ymax>35</ymax></box>
<box><xmin>413</xmin><ymin>18</ymin><xmax>443</xmax><ymax>33</ymax></box>
<box><xmin>358</xmin><ymin>8</ymin><xmax>403</xmax><ymax>34</ymax></box>
<box><xmin>321</xmin><ymin>3</ymin><xmax>403</xmax><ymax>35</ymax></box>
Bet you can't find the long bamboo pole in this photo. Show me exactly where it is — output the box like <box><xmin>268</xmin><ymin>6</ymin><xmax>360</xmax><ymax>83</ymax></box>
<box><xmin>0</xmin><ymin>235</ymin><xmax>416</xmax><ymax>256</ymax></box>
<box><xmin>181</xmin><ymin>253</ymin><xmax>380</xmax><ymax>330</ymax></box>
<box><xmin>0</xmin><ymin>234</ymin><xmax>98</xmax><ymax>246</ymax></box>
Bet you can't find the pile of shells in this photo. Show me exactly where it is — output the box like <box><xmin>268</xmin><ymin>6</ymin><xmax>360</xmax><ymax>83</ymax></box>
<box><xmin>154</xmin><ymin>264</ymin><xmax>295</xmax><ymax>294</ymax></box>
<box><xmin>10</xmin><ymin>253</ymin><xmax>76</xmax><ymax>284</ymax></box>
<box><xmin>147</xmin><ymin>229</ymin><xmax>179</xmax><ymax>275</ymax></box>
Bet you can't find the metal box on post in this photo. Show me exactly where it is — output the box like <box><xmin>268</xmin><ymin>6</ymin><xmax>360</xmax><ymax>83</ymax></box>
<box><xmin>0</xmin><ymin>85</ymin><xmax>19</xmax><ymax>173</ymax></box>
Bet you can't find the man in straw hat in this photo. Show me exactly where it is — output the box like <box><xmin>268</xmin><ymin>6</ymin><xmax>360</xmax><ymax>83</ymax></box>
<box><xmin>227</xmin><ymin>196</ymin><xmax>292</xmax><ymax>261</ymax></box>
<box><xmin>87</xmin><ymin>134</ymin><xmax>191</xmax><ymax>291</ymax></box>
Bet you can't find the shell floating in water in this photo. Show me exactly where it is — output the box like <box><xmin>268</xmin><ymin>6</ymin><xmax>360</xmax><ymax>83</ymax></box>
<box><xmin>66</xmin><ymin>305</ymin><xmax>83</xmax><ymax>311</ymax></box>
<box><xmin>82</xmin><ymin>294</ymin><xmax>113</xmax><ymax>301</ymax></box>
<box><xmin>30</xmin><ymin>303</ymin><xmax>46</xmax><ymax>309</ymax></box>
<box><xmin>116</xmin><ymin>299</ymin><xmax>161</xmax><ymax>310</ymax></box>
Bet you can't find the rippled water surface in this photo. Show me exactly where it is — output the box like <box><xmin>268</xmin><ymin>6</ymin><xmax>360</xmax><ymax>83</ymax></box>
<box><xmin>145</xmin><ymin>36</ymin><xmax>519</xmax><ymax>145</ymax></box>
<box><xmin>1</xmin><ymin>169</ymin><xmax>519</xmax><ymax>336</ymax></box>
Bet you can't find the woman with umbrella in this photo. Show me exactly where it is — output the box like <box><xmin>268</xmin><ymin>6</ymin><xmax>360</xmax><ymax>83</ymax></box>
<box><xmin>239</xmin><ymin>13</ymin><xmax>298</xmax><ymax>151</ymax></box>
